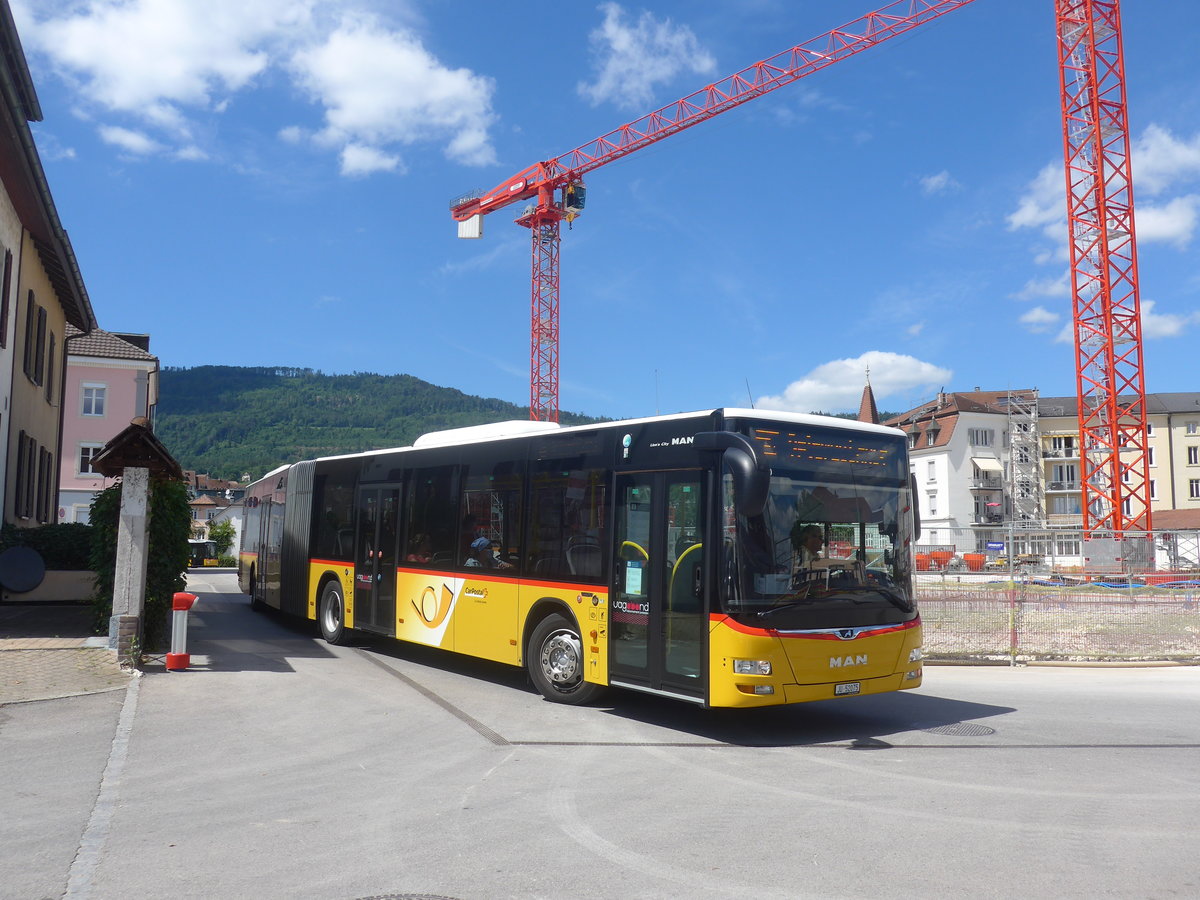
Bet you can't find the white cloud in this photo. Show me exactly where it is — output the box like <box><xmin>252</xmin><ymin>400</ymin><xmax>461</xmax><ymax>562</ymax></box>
<box><xmin>756</xmin><ymin>351</ymin><xmax>952</xmax><ymax>414</ymax></box>
<box><xmin>1007</xmin><ymin>162</ymin><xmax>1062</xmax><ymax>233</ymax></box>
<box><xmin>1051</xmin><ymin>299</ymin><xmax>1200</xmax><ymax>343</ymax></box>
<box><xmin>23</xmin><ymin>0</ymin><xmax>311</xmax><ymax>133</ymax></box>
<box><xmin>1009</xmin><ymin>125</ymin><xmax>1200</xmax><ymax>257</ymax></box>
<box><xmin>920</xmin><ymin>170</ymin><xmax>960</xmax><ymax>195</ymax></box>
<box><xmin>1013</xmin><ymin>271</ymin><xmax>1070</xmax><ymax>301</ymax></box>
<box><xmin>1019</xmin><ymin>305</ymin><xmax>1060</xmax><ymax>334</ymax></box>
<box><xmin>577</xmin><ymin>3</ymin><xmax>716</xmax><ymax>111</ymax></box>
<box><xmin>289</xmin><ymin>14</ymin><xmax>497</xmax><ymax>169</ymax></box>
<box><xmin>906</xmin><ymin>322</ymin><xmax>925</xmax><ymax>337</ymax></box>
<box><xmin>1135</xmin><ymin>195</ymin><xmax>1200</xmax><ymax>247</ymax></box>
<box><xmin>340</xmin><ymin>142</ymin><xmax>402</xmax><ymax>177</ymax></box>
<box><xmin>1140</xmin><ymin>299</ymin><xmax>1200</xmax><ymax>339</ymax></box>
<box><xmin>1132</xmin><ymin>124</ymin><xmax>1200</xmax><ymax>196</ymax></box>
<box><xmin>97</xmin><ymin>125</ymin><xmax>163</xmax><ymax>155</ymax></box>
<box><xmin>20</xmin><ymin>1</ymin><xmax>497</xmax><ymax>176</ymax></box>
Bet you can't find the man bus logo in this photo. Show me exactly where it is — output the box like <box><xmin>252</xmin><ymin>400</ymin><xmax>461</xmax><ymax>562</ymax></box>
<box><xmin>830</xmin><ymin>654</ymin><xmax>868</xmax><ymax>668</ymax></box>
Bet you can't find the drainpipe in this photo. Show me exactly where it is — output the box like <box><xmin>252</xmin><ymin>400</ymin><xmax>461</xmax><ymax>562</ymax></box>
<box><xmin>1166</xmin><ymin>411</ymin><xmax>1175</xmax><ymax>508</ymax></box>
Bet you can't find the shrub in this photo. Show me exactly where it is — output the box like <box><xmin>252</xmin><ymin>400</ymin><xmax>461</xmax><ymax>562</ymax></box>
<box><xmin>90</xmin><ymin>477</ymin><xmax>192</xmax><ymax>651</ymax></box>
<box><xmin>0</xmin><ymin>522</ymin><xmax>93</xmax><ymax>570</ymax></box>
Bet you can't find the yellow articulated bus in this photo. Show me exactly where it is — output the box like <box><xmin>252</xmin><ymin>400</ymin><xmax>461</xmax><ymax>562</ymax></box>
<box><xmin>239</xmin><ymin>409</ymin><xmax>922</xmax><ymax>708</ymax></box>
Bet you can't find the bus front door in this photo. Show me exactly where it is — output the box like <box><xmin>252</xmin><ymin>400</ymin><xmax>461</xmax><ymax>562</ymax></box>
<box><xmin>354</xmin><ymin>486</ymin><xmax>400</xmax><ymax>633</ymax></box>
<box><xmin>610</xmin><ymin>472</ymin><xmax>706</xmax><ymax>702</ymax></box>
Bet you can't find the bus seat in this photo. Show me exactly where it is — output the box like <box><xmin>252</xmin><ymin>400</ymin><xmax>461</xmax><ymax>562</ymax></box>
<box><xmin>567</xmin><ymin>544</ymin><xmax>602</xmax><ymax>578</ymax></box>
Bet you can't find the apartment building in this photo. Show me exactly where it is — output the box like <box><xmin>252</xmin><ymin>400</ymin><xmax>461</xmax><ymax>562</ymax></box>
<box><xmin>58</xmin><ymin>327</ymin><xmax>158</xmax><ymax>524</ymax></box>
<box><xmin>1038</xmin><ymin>393</ymin><xmax>1200</xmax><ymax>525</ymax></box>
<box><xmin>885</xmin><ymin>389</ymin><xmax>1200</xmax><ymax>554</ymax></box>
<box><xmin>0</xmin><ymin>5</ymin><xmax>98</xmax><ymax>527</ymax></box>
<box><xmin>884</xmin><ymin>390</ymin><xmax>1031</xmax><ymax>551</ymax></box>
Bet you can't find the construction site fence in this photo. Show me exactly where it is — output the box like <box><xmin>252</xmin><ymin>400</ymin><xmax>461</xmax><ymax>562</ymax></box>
<box><xmin>913</xmin><ymin>527</ymin><xmax>1200</xmax><ymax>663</ymax></box>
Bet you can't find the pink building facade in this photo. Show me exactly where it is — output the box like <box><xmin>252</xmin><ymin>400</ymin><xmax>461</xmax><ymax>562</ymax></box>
<box><xmin>58</xmin><ymin>327</ymin><xmax>158</xmax><ymax>524</ymax></box>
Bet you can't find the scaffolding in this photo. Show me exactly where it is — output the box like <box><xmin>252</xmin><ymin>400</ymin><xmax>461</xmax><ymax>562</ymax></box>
<box><xmin>1006</xmin><ymin>389</ymin><xmax>1045</xmax><ymax>527</ymax></box>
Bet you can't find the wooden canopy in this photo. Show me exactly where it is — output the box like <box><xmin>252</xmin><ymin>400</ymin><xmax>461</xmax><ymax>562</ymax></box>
<box><xmin>91</xmin><ymin>419</ymin><xmax>183</xmax><ymax>480</ymax></box>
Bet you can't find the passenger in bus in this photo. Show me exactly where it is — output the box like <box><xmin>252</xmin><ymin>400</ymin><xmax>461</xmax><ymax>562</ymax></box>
<box><xmin>460</xmin><ymin>514</ymin><xmax>482</xmax><ymax>557</ymax></box>
<box><xmin>467</xmin><ymin>536</ymin><xmax>513</xmax><ymax>570</ymax></box>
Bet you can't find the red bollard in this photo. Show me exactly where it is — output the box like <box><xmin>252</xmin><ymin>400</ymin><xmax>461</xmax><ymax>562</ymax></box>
<box><xmin>166</xmin><ymin>592</ymin><xmax>198</xmax><ymax>671</ymax></box>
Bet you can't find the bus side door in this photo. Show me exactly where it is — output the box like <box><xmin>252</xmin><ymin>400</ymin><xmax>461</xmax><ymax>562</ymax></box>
<box><xmin>354</xmin><ymin>486</ymin><xmax>400</xmax><ymax>633</ymax></box>
<box><xmin>610</xmin><ymin>471</ymin><xmax>706</xmax><ymax>701</ymax></box>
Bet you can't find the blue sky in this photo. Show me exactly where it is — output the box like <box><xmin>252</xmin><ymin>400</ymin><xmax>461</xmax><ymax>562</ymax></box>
<box><xmin>12</xmin><ymin>1</ymin><xmax>1200</xmax><ymax>421</ymax></box>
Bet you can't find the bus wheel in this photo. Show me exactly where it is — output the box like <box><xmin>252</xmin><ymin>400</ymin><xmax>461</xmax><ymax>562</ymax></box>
<box><xmin>248</xmin><ymin>566</ymin><xmax>264</xmax><ymax>612</ymax></box>
<box><xmin>319</xmin><ymin>581</ymin><xmax>350</xmax><ymax>645</ymax></box>
<box><xmin>527</xmin><ymin>613</ymin><xmax>603</xmax><ymax>705</ymax></box>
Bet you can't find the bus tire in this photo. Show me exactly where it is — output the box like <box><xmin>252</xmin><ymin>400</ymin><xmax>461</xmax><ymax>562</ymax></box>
<box><xmin>248</xmin><ymin>566</ymin><xmax>264</xmax><ymax>612</ymax></box>
<box><xmin>527</xmin><ymin>613</ymin><xmax>604</xmax><ymax>705</ymax></box>
<box><xmin>319</xmin><ymin>580</ymin><xmax>350</xmax><ymax>645</ymax></box>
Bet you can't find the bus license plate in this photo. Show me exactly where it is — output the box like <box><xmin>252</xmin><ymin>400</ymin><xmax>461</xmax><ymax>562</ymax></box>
<box><xmin>835</xmin><ymin>682</ymin><xmax>861</xmax><ymax>696</ymax></box>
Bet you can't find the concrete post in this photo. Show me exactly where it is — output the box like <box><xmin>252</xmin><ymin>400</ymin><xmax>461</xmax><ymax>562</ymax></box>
<box><xmin>108</xmin><ymin>466</ymin><xmax>150</xmax><ymax>661</ymax></box>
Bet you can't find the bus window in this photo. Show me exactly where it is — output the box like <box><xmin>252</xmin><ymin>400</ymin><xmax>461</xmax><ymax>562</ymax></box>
<box><xmin>404</xmin><ymin>465</ymin><xmax>459</xmax><ymax>567</ymax></box>
<box><xmin>313</xmin><ymin>464</ymin><xmax>356</xmax><ymax>560</ymax></box>
<box><xmin>528</xmin><ymin>462</ymin><xmax>608</xmax><ymax>581</ymax></box>
<box><xmin>459</xmin><ymin>457</ymin><xmax>524</xmax><ymax>570</ymax></box>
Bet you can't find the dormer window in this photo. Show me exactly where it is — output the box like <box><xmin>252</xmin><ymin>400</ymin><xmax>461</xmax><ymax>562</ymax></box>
<box><xmin>925</xmin><ymin>420</ymin><xmax>941</xmax><ymax>447</ymax></box>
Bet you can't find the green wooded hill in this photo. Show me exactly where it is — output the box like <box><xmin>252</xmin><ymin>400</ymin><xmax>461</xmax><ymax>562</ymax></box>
<box><xmin>155</xmin><ymin>366</ymin><xmax>604</xmax><ymax>482</ymax></box>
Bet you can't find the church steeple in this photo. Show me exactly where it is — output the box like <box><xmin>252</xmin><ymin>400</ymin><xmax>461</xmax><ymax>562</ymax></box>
<box><xmin>857</xmin><ymin>369</ymin><xmax>880</xmax><ymax>425</ymax></box>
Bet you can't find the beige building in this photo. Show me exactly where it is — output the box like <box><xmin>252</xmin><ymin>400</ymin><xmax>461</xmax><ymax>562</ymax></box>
<box><xmin>1039</xmin><ymin>393</ymin><xmax>1200</xmax><ymax>527</ymax></box>
<box><xmin>0</xmin><ymin>5</ymin><xmax>97</xmax><ymax>527</ymax></box>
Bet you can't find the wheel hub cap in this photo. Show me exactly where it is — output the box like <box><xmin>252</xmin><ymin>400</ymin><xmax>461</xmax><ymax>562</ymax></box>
<box><xmin>541</xmin><ymin>632</ymin><xmax>581</xmax><ymax>686</ymax></box>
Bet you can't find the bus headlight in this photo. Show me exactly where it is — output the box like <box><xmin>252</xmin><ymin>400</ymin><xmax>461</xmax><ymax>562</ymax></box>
<box><xmin>733</xmin><ymin>658</ymin><xmax>772</xmax><ymax>675</ymax></box>
<box><xmin>908</xmin><ymin>647</ymin><xmax>924</xmax><ymax>663</ymax></box>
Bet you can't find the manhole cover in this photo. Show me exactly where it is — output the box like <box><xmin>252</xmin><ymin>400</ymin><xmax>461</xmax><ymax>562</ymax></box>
<box><xmin>922</xmin><ymin>722</ymin><xmax>996</xmax><ymax>736</ymax></box>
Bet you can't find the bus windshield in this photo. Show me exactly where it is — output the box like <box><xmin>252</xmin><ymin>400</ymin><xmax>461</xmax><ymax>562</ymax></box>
<box><xmin>723</xmin><ymin>425</ymin><xmax>916</xmax><ymax>629</ymax></box>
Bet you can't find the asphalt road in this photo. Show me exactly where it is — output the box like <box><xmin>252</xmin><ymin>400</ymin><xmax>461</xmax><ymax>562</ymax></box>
<box><xmin>4</xmin><ymin>572</ymin><xmax>1198</xmax><ymax>899</ymax></box>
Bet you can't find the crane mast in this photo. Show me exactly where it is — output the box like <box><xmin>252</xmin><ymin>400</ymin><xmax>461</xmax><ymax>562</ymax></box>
<box><xmin>1055</xmin><ymin>0</ymin><xmax>1151</xmax><ymax>534</ymax></box>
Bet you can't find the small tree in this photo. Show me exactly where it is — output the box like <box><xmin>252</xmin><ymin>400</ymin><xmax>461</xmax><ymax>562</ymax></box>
<box><xmin>208</xmin><ymin>519</ymin><xmax>236</xmax><ymax>556</ymax></box>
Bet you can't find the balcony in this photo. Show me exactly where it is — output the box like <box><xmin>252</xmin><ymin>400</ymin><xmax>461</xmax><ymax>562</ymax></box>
<box><xmin>1042</xmin><ymin>448</ymin><xmax>1080</xmax><ymax>459</ymax></box>
<box><xmin>1048</xmin><ymin>514</ymin><xmax>1083</xmax><ymax>526</ymax></box>
<box><xmin>972</xmin><ymin>514</ymin><xmax>1004</xmax><ymax>525</ymax></box>
<box><xmin>970</xmin><ymin>476</ymin><xmax>1003</xmax><ymax>490</ymax></box>
<box><xmin>1046</xmin><ymin>481</ymin><xmax>1080</xmax><ymax>492</ymax></box>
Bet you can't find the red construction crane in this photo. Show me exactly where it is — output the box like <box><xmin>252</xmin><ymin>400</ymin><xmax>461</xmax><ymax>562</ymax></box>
<box><xmin>450</xmin><ymin>0</ymin><xmax>979</xmax><ymax>422</ymax></box>
<box><xmin>448</xmin><ymin>0</ymin><xmax>1151</xmax><ymax>532</ymax></box>
<box><xmin>1056</xmin><ymin>0</ymin><xmax>1150</xmax><ymax>534</ymax></box>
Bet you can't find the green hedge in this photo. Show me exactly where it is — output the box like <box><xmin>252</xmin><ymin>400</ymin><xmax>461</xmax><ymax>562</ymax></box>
<box><xmin>0</xmin><ymin>523</ymin><xmax>93</xmax><ymax>570</ymax></box>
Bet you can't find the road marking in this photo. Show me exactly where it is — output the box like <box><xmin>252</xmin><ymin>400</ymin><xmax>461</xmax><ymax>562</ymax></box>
<box><xmin>356</xmin><ymin>648</ymin><xmax>510</xmax><ymax>746</ymax></box>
